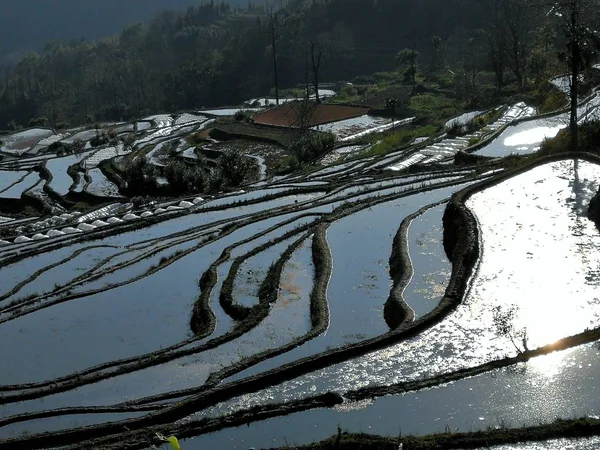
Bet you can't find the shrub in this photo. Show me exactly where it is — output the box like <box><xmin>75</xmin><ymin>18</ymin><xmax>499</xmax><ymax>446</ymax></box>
<box><xmin>446</xmin><ymin>121</ymin><xmax>465</xmax><ymax>137</ymax></box>
<box><xmin>290</xmin><ymin>131</ymin><xmax>337</xmax><ymax>163</ymax></box>
<box><xmin>90</xmin><ymin>132</ymin><xmax>109</xmax><ymax>147</ymax></box>
<box><xmin>218</xmin><ymin>150</ymin><xmax>260</xmax><ymax>186</ymax></box>
<box><xmin>234</xmin><ymin>109</ymin><xmax>253</xmax><ymax>123</ymax></box>
<box><xmin>340</xmin><ymin>84</ymin><xmax>358</xmax><ymax>98</ymax></box>
<box><xmin>29</xmin><ymin>117</ymin><xmax>49</xmax><ymax>127</ymax></box>
<box><xmin>159</xmin><ymin>139</ymin><xmax>181</xmax><ymax>158</ymax></box>
<box><xmin>164</xmin><ymin>159</ymin><xmax>209</xmax><ymax>194</ymax></box>
<box><xmin>6</xmin><ymin>120</ymin><xmax>22</xmax><ymax>131</ymax></box>
<box><xmin>124</xmin><ymin>158</ymin><xmax>158</xmax><ymax>193</ymax></box>
<box><xmin>540</xmin><ymin>121</ymin><xmax>600</xmax><ymax>156</ymax></box>
<box><xmin>131</xmin><ymin>196</ymin><xmax>145</xmax><ymax>209</ymax></box>
<box><xmin>121</xmin><ymin>133</ymin><xmax>136</xmax><ymax>149</ymax></box>
<box><xmin>48</xmin><ymin>139</ymin><xmax>85</xmax><ymax>156</ymax></box>
<box><xmin>579</xmin><ymin>121</ymin><xmax>600</xmax><ymax>152</ymax></box>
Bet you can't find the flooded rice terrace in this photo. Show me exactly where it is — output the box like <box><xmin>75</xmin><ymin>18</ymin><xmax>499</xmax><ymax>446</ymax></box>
<box><xmin>0</xmin><ymin>101</ymin><xmax>600</xmax><ymax>450</ymax></box>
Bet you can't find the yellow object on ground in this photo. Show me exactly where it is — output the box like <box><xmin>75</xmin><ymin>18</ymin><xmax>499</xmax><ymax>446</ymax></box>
<box><xmin>166</xmin><ymin>436</ymin><xmax>181</xmax><ymax>450</ymax></box>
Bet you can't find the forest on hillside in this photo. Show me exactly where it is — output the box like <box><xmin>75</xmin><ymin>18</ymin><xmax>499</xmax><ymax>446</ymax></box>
<box><xmin>0</xmin><ymin>0</ymin><xmax>250</xmax><ymax>65</ymax></box>
<box><xmin>0</xmin><ymin>0</ymin><xmax>595</xmax><ymax>130</ymax></box>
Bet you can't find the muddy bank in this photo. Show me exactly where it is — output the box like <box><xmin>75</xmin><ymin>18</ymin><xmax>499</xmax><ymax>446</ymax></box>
<box><xmin>268</xmin><ymin>417</ymin><xmax>600</xmax><ymax>450</ymax></box>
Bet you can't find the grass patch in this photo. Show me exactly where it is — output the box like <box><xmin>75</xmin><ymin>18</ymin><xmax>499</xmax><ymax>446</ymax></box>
<box><xmin>365</xmin><ymin>124</ymin><xmax>442</xmax><ymax>156</ymax></box>
<box><xmin>538</xmin><ymin>121</ymin><xmax>600</xmax><ymax>157</ymax></box>
<box><xmin>408</xmin><ymin>92</ymin><xmax>466</xmax><ymax>122</ymax></box>
<box><xmin>277</xmin><ymin>416</ymin><xmax>600</xmax><ymax>450</ymax></box>
<box><xmin>467</xmin><ymin>135</ymin><xmax>482</xmax><ymax>147</ymax></box>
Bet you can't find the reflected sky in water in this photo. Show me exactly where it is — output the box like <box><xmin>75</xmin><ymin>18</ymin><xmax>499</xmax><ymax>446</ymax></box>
<box><xmin>211</xmin><ymin>159</ymin><xmax>600</xmax><ymax>416</ymax></box>
<box><xmin>503</xmin><ymin>125</ymin><xmax>564</xmax><ymax>147</ymax></box>
<box><xmin>185</xmin><ymin>339</ymin><xmax>600</xmax><ymax>449</ymax></box>
<box><xmin>467</xmin><ymin>437</ymin><xmax>600</xmax><ymax>449</ymax></box>
<box><xmin>477</xmin><ymin>116</ymin><xmax>566</xmax><ymax>157</ymax></box>
<box><xmin>467</xmin><ymin>159</ymin><xmax>600</xmax><ymax>349</ymax></box>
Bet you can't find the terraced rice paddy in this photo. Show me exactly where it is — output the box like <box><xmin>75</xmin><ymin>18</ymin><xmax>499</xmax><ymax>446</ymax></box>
<box><xmin>0</xmin><ymin>129</ymin><xmax>56</xmax><ymax>156</ymax></box>
<box><xmin>46</xmin><ymin>154</ymin><xmax>89</xmax><ymax>195</ymax></box>
<box><xmin>0</xmin><ymin>92</ymin><xmax>600</xmax><ymax>450</ymax></box>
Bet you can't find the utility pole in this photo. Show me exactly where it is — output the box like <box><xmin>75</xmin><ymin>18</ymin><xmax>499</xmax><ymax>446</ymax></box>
<box><xmin>267</xmin><ymin>2</ymin><xmax>280</xmax><ymax>106</ymax></box>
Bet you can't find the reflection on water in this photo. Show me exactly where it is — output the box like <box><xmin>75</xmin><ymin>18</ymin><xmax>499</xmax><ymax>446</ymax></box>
<box><xmin>404</xmin><ymin>204</ymin><xmax>450</xmax><ymax>318</ymax></box>
<box><xmin>205</xmin><ymin>159</ymin><xmax>600</xmax><ymax>419</ymax></box>
<box><xmin>477</xmin><ymin>94</ymin><xmax>600</xmax><ymax>158</ymax></box>
<box><xmin>476</xmin><ymin>116</ymin><xmax>566</xmax><ymax>157</ymax></box>
<box><xmin>467</xmin><ymin>159</ymin><xmax>600</xmax><ymax>349</ymax></box>
<box><xmin>184</xmin><ymin>343</ymin><xmax>600</xmax><ymax>449</ymax></box>
<box><xmin>468</xmin><ymin>437</ymin><xmax>600</xmax><ymax>449</ymax></box>
<box><xmin>503</xmin><ymin>125</ymin><xmax>564</xmax><ymax>147</ymax></box>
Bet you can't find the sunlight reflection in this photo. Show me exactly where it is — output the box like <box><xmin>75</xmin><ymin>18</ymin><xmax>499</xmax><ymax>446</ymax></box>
<box><xmin>516</xmin><ymin>296</ymin><xmax>586</xmax><ymax>350</ymax></box>
<box><xmin>466</xmin><ymin>159</ymin><xmax>600</xmax><ymax>369</ymax></box>
<box><xmin>503</xmin><ymin>126</ymin><xmax>563</xmax><ymax>146</ymax></box>
<box><xmin>528</xmin><ymin>347</ymin><xmax>575</xmax><ymax>378</ymax></box>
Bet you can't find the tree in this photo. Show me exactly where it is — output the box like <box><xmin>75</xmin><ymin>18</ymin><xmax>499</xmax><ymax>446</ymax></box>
<box><xmin>548</xmin><ymin>0</ymin><xmax>600</xmax><ymax>151</ymax></box>
<box><xmin>266</xmin><ymin>1</ymin><xmax>281</xmax><ymax>106</ymax></box>
<box><xmin>478</xmin><ymin>0</ymin><xmax>538</xmax><ymax>90</ymax></box>
<box><xmin>309</xmin><ymin>41</ymin><xmax>323</xmax><ymax>104</ymax></box>
<box><xmin>478</xmin><ymin>0</ymin><xmax>508</xmax><ymax>91</ymax></box>
<box><xmin>219</xmin><ymin>150</ymin><xmax>260</xmax><ymax>186</ymax></box>
<box><xmin>492</xmin><ymin>305</ymin><xmax>529</xmax><ymax>354</ymax></box>
<box><xmin>502</xmin><ymin>0</ymin><xmax>539</xmax><ymax>89</ymax></box>
<box><xmin>427</xmin><ymin>35</ymin><xmax>445</xmax><ymax>73</ymax></box>
<box><xmin>396</xmin><ymin>47</ymin><xmax>419</xmax><ymax>85</ymax></box>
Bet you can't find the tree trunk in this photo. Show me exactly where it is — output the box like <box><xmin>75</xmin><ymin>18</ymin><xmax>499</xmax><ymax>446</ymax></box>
<box><xmin>569</xmin><ymin>4</ymin><xmax>580</xmax><ymax>152</ymax></box>
<box><xmin>270</xmin><ymin>14</ymin><xmax>279</xmax><ymax>106</ymax></box>
<box><xmin>305</xmin><ymin>50</ymin><xmax>310</xmax><ymax>100</ymax></box>
<box><xmin>310</xmin><ymin>42</ymin><xmax>322</xmax><ymax>104</ymax></box>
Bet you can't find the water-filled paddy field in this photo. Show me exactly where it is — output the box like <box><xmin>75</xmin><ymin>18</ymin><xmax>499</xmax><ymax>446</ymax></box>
<box><xmin>1</xmin><ymin>95</ymin><xmax>600</xmax><ymax>450</ymax></box>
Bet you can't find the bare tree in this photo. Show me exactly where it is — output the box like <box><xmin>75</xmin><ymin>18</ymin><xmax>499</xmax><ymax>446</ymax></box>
<box><xmin>266</xmin><ymin>1</ymin><xmax>280</xmax><ymax>106</ymax></box>
<box><xmin>478</xmin><ymin>0</ymin><xmax>507</xmax><ymax>91</ymax></box>
<box><xmin>492</xmin><ymin>305</ymin><xmax>529</xmax><ymax>354</ymax></box>
<box><xmin>547</xmin><ymin>0</ymin><xmax>600</xmax><ymax>150</ymax></box>
<box><xmin>479</xmin><ymin>0</ymin><xmax>538</xmax><ymax>90</ymax></box>
<box><xmin>310</xmin><ymin>41</ymin><xmax>323</xmax><ymax>104</ymax></box>
<box><xmin>503</xmin><ymin>0</ymin><xmax>539</xmax><ymax>89</ymax></box>
<box><xmin>427</xmin><ymin>35</ymin><xmax>445</xmax><ymax>73</ymax></box>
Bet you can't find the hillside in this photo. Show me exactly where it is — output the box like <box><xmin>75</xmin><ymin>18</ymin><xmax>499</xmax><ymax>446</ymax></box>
<box><xmin>0</xmin><ymin>0</ymin><xmax>249</xmax><ymax>65</ymax></box>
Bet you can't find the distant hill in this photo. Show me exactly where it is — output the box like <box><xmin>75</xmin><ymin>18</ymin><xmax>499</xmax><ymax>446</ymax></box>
<box><xmin>0</xmin><ymin>0</ymin><xmax>249</xmax><ymax>65</ymax></box>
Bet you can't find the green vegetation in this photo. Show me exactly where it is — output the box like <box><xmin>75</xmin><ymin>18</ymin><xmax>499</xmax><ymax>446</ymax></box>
<box><xmin>467</xmin><ymin>136</ymin><xmax>482</xmax><ymax>147</ymax></box>
<box><xmin>152</xmin><ymin>432</ymin><xmax>180</xmax><ymax>450</ymax></box>
<box><xmin>366</xmin><ymin>124</ymin><xmax>441</xmax><ymax>156</ymax></box>
<box><xmin>28</xmin><ymin>117</ymin><xmax>48</xmax><ymax>127</ymax></box>
<box><xmin>219</xmin><ymin>148</ymin><xmax>261</xmax><ymax>186</ymax></box>
<box><xmin>48</xmin><ymin>139</ymin><xmax>85</xmax><ymax>157</ymax></box>
<box><xmin>408</xmin><ymin>93</ymin><xmax>466</xmax><ymax>122</ymax></box>
<box><xmin>122</xmin><ymin>148</ymin><xmax>259</xmax><ymax>196</ymax></box>
<box><xmin>538</xmin><ymin>121</ymin><xmax>600</xmax><ymax>157</ymax></box>
<box><xmin>1</xmin><ymin>0</ymin><xmax>593</xmax><ymax>131</ymax></box>
<box><xmin>186</xmin><ymin>129</ymin><xmax>210</xmax><ymax>148</ymax></box>
<box><xmin>290</xmin><ymin>132</ymin><xmax>337</xmax><ymax>164</ymax></box>
<box><xmin>234</xmin><ymin>109</ymin><xmax>254</xmax><ymax>123</ymax></box>
<box><xmin>163</xmin><ymin>160</ymin><xmax>210</xmax><ymax>194</ymax></box>
<box><xmin>275</xmin><ymin>417</ymin><xmax>600</xmax><ymax>450</ymax></box>
<box><xmin>90</xmin><ymin>131</ymin><xmax>116</xmax><ymax>148</ymax></box>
